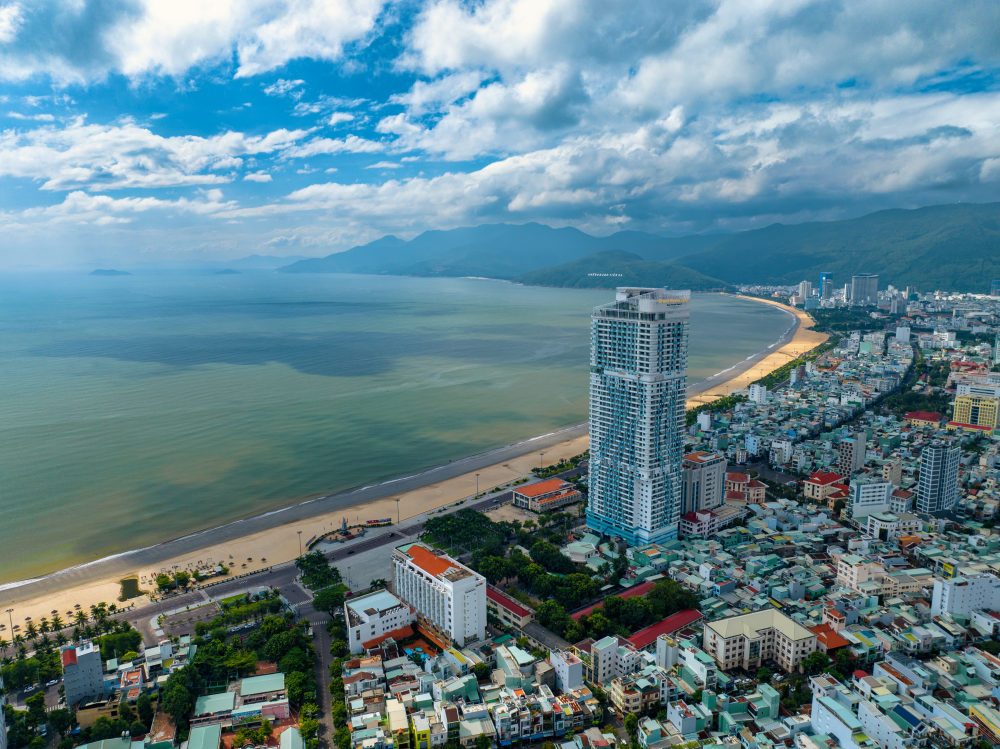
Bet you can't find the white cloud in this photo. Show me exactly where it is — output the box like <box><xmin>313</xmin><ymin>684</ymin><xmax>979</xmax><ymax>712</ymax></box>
<box><xmin>244</xmin><ymin>170</ymin><xmax>273</xmax><ymax>182</ymax></box>
<box><xmin>282</xmin><ymin>134</ymin><xmax>385</xmax><ymax>159</ymax></box>
<box><xmin>365</xmin><ymin>161</ymin><xmax>401</xmax><ymax>168</ymax></box>
<box><xmin>0</xmin><ymin>0</ymin><xmax>389</xmax><ymax>83</ymax></box>
<box><xmin>0</xmin><ymin>119</ymin><xmax>311</xmax><ymax>190</ymax></box>
<box><xmin>7</xmin><ymin>112</ymin><xmax>54</xmax><ymax>121</ymax></box>
<box><xmin>262</xmin><ymin>78</ymin><xmax>305</xmax><ymax>97</ymax></box>
<box><xmin>13</xmin><ymin>189</ymin><xmax>238</xmax><ymax>225</ymax></box>
<box><xmin>328</xmin><ymin>112</ymin><xmax>355</xmax><ymax>125</ymax></box>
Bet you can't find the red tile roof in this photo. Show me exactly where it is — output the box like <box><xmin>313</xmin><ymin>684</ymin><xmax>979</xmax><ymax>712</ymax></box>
<box><xmin>810</xmin><ymin>623</ymin><xmax>851</xmax><ymax>650</ymax></box>
<box><xmin>747</xmin><ymin>479</ymin><xmax>766</xmax><ymax>488</ymax></box>
<box><xmin>906</xmin><ymin>411</ymin><xmax>941</xmax><ymax>422</ymax></box>
<box><xmin>514</xmin><ymin>479</ymin><xmax>574</xmax><ymax>498</ymax></box>
<box><xmin>947</xmin><ymin>421</ymin><xmax>993</xmax><ymax>431</ymax></box>
<box><xmin>807</xmin><ymin>471</ymin><xmax>843</xmax><ymax>486</ymax></box>
<box><xmin>726</xmin><ymin>473</ymin><xmax>749</xmax><ymax>483</ymax></box>
<box><xmin>571</xmin><ymin>581</ymin><xmax>655</xmax><ymax>622</ymax></box>
<box><xmin>683</xmin><ymin>451</ymin><xmax>719</xmax><ymax>464</ymax></box>
<box><xmin>62</xmin><ymin>648</ymin><xmax>77</xmax><ymax>667</ymax></box>
<box><xmin>626</xmin><ymin>609</ymin><xmax>705</xmax><ymax>650</ymax></box>
<box><xmin>486</xmin><ymin>586</ymin><xmax>531</xmax><ymax>618</ymax></box>
<box><xmin>725</xmin><ymin>490</ymin><xmax>747</xmax><ymax>500</ymax></box>
<box><xmin>404</xmin><ymin>544</ymin><xmax>460</xmax><ymax>576</ymax></box>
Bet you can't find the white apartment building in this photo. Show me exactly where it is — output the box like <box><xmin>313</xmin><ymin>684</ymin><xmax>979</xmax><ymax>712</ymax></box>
<box><xmin>550</xmin><ymin>650</ymin><xmax>584</xmax><ymax>692</ymax></box>
<box><xmin>836</xmin><ymin>554</ymin><xmax>885</xmax><ymax>592</ymax></box>
<box><xmin>769</xmin><ymin>439</ymin><xmax>793</xmax><ymax>465</ymax></box>
<box><xmin>62</xmin><ymin>641</ymin><xmax>105</xmax><ymax>708</ymax></box>
<box><xmin>749</xmin><ymin>384</ymin><xmax>768</xmax><ymax>404</ymax></box>
<box><xmin>703</xmin><ymin>609</ymin><xmax>818</xmax><ymax>673</ymax></box>
<box><xmin>848</xmin><ymin>476</ymin><xmax>892</xmax><ymax>519</ymax></box>
<box><xmin>587</xmin><ymin>288</ymin><xmax>689</xmax><ymax>546</ymax></box>
<box><xmin>866</xmin><ymin>513</ymin><xmax>921</xmax><ymax>543</ymax></box>
<box><xmin>680</xmin><ymin>451</ymin><xmax>725</xmax><ymax>516</ymax></box>
<box><xmin>345</xmin><ymin>589</ymin><xmax>417</xmax><ymax>654</ymax></box>
<box><xmin>391</xmin><ymin>542</ymin><xmax>486</xmax><ymax>647</ymax></box>
<box><xmin>931</xmin><ymin>574</ymin><xmax>1000</xmax><ymax>618</ymax></box>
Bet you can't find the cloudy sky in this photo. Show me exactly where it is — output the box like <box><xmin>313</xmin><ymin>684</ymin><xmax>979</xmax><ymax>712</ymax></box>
<box><xmin>2</xmin><ymin>0</ymin><xmax>1000</xmax><ymax>267</ymax></box>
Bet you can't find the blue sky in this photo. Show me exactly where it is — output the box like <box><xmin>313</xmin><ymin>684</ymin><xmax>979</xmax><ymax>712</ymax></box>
<box><xmin>2</xmin><ymin>0</ymin><xmax>1000</xmax><ymax>267</ymax></box>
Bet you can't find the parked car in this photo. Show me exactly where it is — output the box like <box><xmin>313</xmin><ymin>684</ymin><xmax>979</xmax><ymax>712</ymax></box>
<box><xmin>24</xmin><ymin>685</ymin><xmax>37</xmax><ymax>693</ymax></box>
<box><xmin>45</xmin><ymin>679</ymin><xmax>59</xmax><ymax>687</ymax></box>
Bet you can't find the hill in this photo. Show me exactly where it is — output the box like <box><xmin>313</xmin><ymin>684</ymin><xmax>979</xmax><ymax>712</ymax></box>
<box><xmin>671</xmin><ymin>202</ymin><xmax>1000</xmax><ymax>291</ymax></box>
<box><xmin>515</xmin><ymin>250</ymin><xmax>730</xmax><ymax>290</ymax></box>
<box><xmin>89</xmin><ymin>269</ymin><xmax>131</xmax><ymax>276</ymax></box>
<box><xmin>277</xmin><ymin>223</ymin><xmax>723</xmax><ymax>278</ymax></box>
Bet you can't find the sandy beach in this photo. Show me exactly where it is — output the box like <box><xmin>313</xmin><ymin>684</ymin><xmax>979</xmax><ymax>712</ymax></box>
<box><xmin>686</xmin><ymin>295</ymin><xmax>828</xmax><ymax>408</ymax></box>
<box><xmin>2</xmin><ymin>294</ymin><xmax>827</xmax><ymax>625</ymax></box>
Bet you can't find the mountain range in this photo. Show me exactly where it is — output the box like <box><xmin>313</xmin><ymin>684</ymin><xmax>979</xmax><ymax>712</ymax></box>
<box><xmin>278</xmin><ymin>202</ymin><xmax>1000</xmax><ymax>292</ymax></box>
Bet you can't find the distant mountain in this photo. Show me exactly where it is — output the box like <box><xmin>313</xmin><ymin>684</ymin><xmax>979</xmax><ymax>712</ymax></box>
<box><xmin>672</xmin><ymin>202</ymin><xmax>1000</xmax><ymax>291</ymax></box>
<box><xmin>277</xmin><ymin>223</ymin><xmax>724</xmax><ymax>278</ymax></box>
<box><xmin>214</xmin><ymin>269</ymin><xmax>240</xmax><ymax>274</ymax></box>
<box><xmin>515</xmin><ymin>250</ymin><xmax>730</xmax><ymax>290</ymax></box>
<box><xmin>224</xmin><ymin>254</ymin><xmax>308</xmax><ymax>269</ymax></box>
<box><xmin>90</xmin><ymin>269</ymin><xmax>131</xmax><ymax>276</ymax></box>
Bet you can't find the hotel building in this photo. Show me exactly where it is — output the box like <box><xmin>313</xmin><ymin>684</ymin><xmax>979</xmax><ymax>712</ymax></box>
<box><xmin>703</xmin><ymin>609</ymin><xmax>819</xmax><ymax>673</ymax></box>
<box><xmin>391</xmin><ymin>542</ymin><xmax>486</xmax><ymax>647</ymax></box>
<box><xmin>345</xmin><ymin>589</ymin><xmax>417</xmax><ymax>654</ymax></box>
<box><xmin>587</xmin><ymin>288</ymin><xmax>690</xmax><ymax>546</ymax></box>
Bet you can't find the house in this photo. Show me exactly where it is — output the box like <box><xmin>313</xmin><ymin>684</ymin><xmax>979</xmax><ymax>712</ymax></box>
<box><xmin>512</xmin><ymin>479</ymin><xmax>582</xmax><ymax>513</ymax></box>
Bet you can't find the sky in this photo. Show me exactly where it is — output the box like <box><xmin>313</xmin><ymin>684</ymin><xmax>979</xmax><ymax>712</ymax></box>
<box><xmin>2</xmin><ymin>0</ymin><xmax>1000</xmax><ymax>267</ymax></box>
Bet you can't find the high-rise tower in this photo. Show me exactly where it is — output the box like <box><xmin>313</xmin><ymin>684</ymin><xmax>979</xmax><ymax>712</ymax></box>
<box><xmin>587</xmin><ymin>288</ymin><xmax>689</xmax><ymax>545</ymax></box>
<box><xmin>916</xmin><ymin>440</ymin><xmax>959</xmax><ymax>513</ymax></box>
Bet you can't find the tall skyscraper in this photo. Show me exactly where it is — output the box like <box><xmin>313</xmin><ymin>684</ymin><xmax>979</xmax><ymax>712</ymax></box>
<box><xmin>991</xmin><ymin>280</ymin><xmax>1000</xmax><ymax>297</ymax></box>
<box><xmin>916</xmin><ymin>441</ymin><xmax>959</xmax><ymax>513</ymax></box>
<box><xmin>798</xmin><ymin>280</ymin><xmax>812</xmax><ymax>299</ymax></box>
<box><xmin>820</xmin><ymin>272</ymin><xmax>833</xmax><ymax>299</ymax></box>
<box><xmin>680</xmin><ymin>451</ymin><xmax>725</xmax><ymax>516</ymax></box>
<box><xmin>851</xmin><ymin>274</ymin><xmax>879</xmax><ymax>305</ymax></box>
<box><xmin>587</xmin><ymin>287</ymin><xmax>689</xmax><ymax>545</ymax></box>
<box><xmin>837</xmin><ymin>431</ymin><xmax>867</xmax><ymax>476</ymax></box>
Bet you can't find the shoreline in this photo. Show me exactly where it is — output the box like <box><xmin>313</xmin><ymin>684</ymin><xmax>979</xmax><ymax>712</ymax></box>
<box><xmin>1</xmin><ymin>294</ymin><xmax>822</xmax><ymax>620</ymax></box>
<box><xmin>686</xmin><ymin>294</ymin><xmax>829</xmax><ymax>407</ymax></box>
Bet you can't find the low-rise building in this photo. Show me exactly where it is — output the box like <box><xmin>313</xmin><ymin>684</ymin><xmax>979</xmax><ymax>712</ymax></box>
<box><xmin>345</xmin><ymin>589</ymin><xmax>417</xmax><ymax>655</ymax></box>
<box><xmin>703</xmin><ymin>609</ymin><xmax>819</xmax><ymax>673</ymax></box>
<box><xmin>512</xmin><ymin>479</ymin><xmax>582</xmax><ymax>513</ymax></box>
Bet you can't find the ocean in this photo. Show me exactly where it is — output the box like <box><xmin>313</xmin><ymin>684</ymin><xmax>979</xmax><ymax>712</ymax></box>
<box><xmin>0</xmin><ymin>272</ymin><xmax>790</xmax><ymax>583</ymax></box>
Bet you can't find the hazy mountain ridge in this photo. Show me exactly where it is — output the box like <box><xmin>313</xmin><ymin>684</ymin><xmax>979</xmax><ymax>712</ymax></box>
<box><xmin>514</xmin><ymin>250</ymin><xmax>730</xmax><ymax>290</ymax></box>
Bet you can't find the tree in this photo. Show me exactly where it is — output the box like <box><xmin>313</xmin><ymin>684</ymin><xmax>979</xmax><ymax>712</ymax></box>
<box><xmin>160</xmin><ymin>683</ymin><xmax>192</xmax><ymax>728</ymax></box>
<box><xmin>260</xmin><ymin>718</ymin><xmax>273</xmax><ymax>740</ymax></box>
<box><xmin>26</xmin><ymin>693</ymin><xmax>47</xmax><ymax>728</ymax></box>
<box><xmin>802</xmin><ymin>651</ymin><xmax>832</xmax><ymax>675</ymax></box>
<box><xmin>473</xmin><ymin>663</ymin><xmax>491</xmax><ymax>681</ymax></box>
<box><xmin>757</xmin><ymin>667</ymin><xmax>772</xmax><ymax>684</ymax></box>
<box><xmin>137</xmin><ymin>694</ymin><xmax>155</xmax><ymax>727</ymax></box>
<box><xmin>174</xmin><ymin>571</ymin><xmax>191</xmax><ymax>589</ymax></box>
<box><xmin>48</xmin><ymin>709</ymin><xmax>75</xmax><ymax>738</ymax></box>
<box><xmin>369</xmin><ymin>579</ymin><xmax>387</xmax><ymax>590</ymax></box>
<box><xmin>155</xmin><ymin>574</ymin><xmax>172</xmax><ymax>591</ymax></box>
<box><xmin>624</xmin><ymin>714</ymin><xmax>639</xmax><ymax>745</ymax></box>
<box><xmin>131</xmin><ymin>721</ymin><xmax>148</xmax><ymax>736</ymax></box>
<box><xmin>476</xmin><ymin>734</ymin><xmax>492</xmax><ymax>749</ymax></box>
<box><xmin>334</xmin><ymin>727</ymin><xmax>352</xmax><ymax>749</ymax></box>
<box><xmin>691</xmin><ymin>689</ymin><xmax>703</xmax><ymax>704</ymax></box>
<box><xmin>312</xmin><ymin>586</ymin><xmax>346</xmax><ymax>615</ymax></box>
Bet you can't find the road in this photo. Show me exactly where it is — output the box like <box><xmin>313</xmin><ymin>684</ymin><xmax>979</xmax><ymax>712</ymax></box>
<box><xmin>1</xmin><ymin>423</ymin><xmax>589</xmax><ymax>607</ymax></box>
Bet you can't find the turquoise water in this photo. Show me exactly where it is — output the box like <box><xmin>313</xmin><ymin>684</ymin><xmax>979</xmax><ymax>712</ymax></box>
<box><xmin>0</xmin><ymin>272</ymin><xmax>789</xmax><ymax>582</ymax></box>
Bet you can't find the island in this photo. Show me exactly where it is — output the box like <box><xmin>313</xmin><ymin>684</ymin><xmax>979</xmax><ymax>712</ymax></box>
<box><xmin>89</xmin><ymin>269</ymin><xmax>132</xmax><ymax>276</ymax></box>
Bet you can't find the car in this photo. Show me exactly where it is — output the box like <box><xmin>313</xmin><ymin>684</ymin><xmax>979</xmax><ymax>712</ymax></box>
<box><xmin>46</xmin><ymin>679</ymin><xmax>59</xmax><ymax>687</ymax></box>
<box><xmin>39</xmin><ymin>726</ymin><xmax>47</xmax><ymax>736</ymax></box>
<box><xmin>389</xmin><ymin>533</ymin><xmax>395</xmax><ymax>537</ymax></box>
<box><xmin>24</xmin><ymin>685</ymin><xmax>36</xmax><ymax>693</ymax></box>
<box><xmin>347</xmin><ymin>550</ymin><xmax>355</xmax><ymax>554</ymax></box>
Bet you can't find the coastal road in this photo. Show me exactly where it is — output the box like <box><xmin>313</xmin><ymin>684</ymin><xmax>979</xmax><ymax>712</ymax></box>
<box><xmin>0</xmin><ymin>423</ymin><xmax>588</xmax><ymax>608</ymax></box>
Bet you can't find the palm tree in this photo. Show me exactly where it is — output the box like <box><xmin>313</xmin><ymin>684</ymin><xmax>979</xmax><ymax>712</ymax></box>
<box><xmin>13</xmin><ymin>634</ymin><xmax>24</xmax><ymax>648</ymax></box>
<box><xmin>39</xmin><ymin>619</ymin><xmax>50</xmax><ymax>634</ymax></box>
<box><xmin>72</xmin><ymin>627</ymin><xmax>82</xmax><ymax>642</ymax></box>
<box><xmin>74</xmin><ymin>611</ymin><xmax>88</xmax><ymax>627</ymax></box>
<box><xmin>370</xmin><ymin>579</ymin><xmax>388</xmax><ymax>590</ymax></box>
<box><xmin>51</xmin><ymin>615</ymin><xmax>64</xmax><ymax>631</ymax></box>
<box><xmin>16</xmin><ymin>644</ymin><xmax>26</xmax><ymax>660</ymax></box>
<box><xmin>25</xmin><ymin>621</ymin><xmax>37</xmax><ymax>639</ymax></box>
<box><xmin>0</xmin><ymin>637</ymin><xmax>7</xmax><ymax>652</ymax></box>
<box><xmin>55</xmin><ymin>632</ymin><xmax>68</xmax><ymax>646</ymax></box>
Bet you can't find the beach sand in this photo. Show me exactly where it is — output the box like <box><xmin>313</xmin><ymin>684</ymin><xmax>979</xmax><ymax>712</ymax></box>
<box><xmin>3</xmin><ymin>435</ymin><xmax>590</xmax><ymax>626</ymax></box>
<box><xmin>4</xmin><ymin>295</ymin><xmax>827</xmax><ymax>627</ymax></box>
<box><xmin>686</xmin><ymin>296</ymin><xmax>828</xmax><ymax>408</ymax></box>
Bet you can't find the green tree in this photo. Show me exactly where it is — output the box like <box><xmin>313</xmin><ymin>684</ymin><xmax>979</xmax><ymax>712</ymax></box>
<box><xmin>174</xmin><ymin>571</ymin><xmax>191</xmax><ymax>588</ymax></box>
<box><xmin>802</xmin><ymin>651</ymin><xmax>832</xmax><ymax>675</ymax></box>
<box><xmin>130</xmin><ymin>721</ymin><xmax>148</xmax><ymax>736</ymax></box>
<box><xmin>137</xmin><ymin>694</ymin><xmax>154</xmax><ymax>727</ymax></box>
<box><xmin>476</xmin><ymin>734</ymin><xmax>492</xmax><ymax>749</ymax></box>
<box><xmin>155</xmin><ymin>574</ymin><xmax>172</xmax><ymax>591</ymax></box>
<box><xmin>473</xmin><ymin>663</ymin><xmax>491</xmax><ymax>681</ymax></box>
<box><xmin>691</xmin><ymin>689</ymin><xmax>703</xmax><ymax>703</ymax></box>
<box><xmin>260</xmin><ymin>719</ymin><xmax>273</xmax><ymax>740</ymax></box>
<box><xmin>624</xmin><ymin>714</ymin><xmax>638</xmax><ymax>745</ymax></box>
<box><xmin>25</xmin><ymin>693</ymin><xmax>47</xmax><ymax>729</ymax></box>
<box><xmin>160</xmin><ymin>684</ymin><xmax>192</xmax><ymax>728</ymax></box>
<box><xmin>312</xmin><ymin>587</ymin><xmax>346</xmax><ymax>615</ymax></box>
<box><xmin>757</xmin><ymin>667</ymin><xmax>772</xmax><ymax>684</ymax></box>
<box><xmin>47</xmin><ymin>709</ymin><xmax>75</xmax><ymax>738</ymax></box>
<box><xmin>334</xmin><ymin>727</ymin><xmax>352</xmax><ymax>749</ymax></box>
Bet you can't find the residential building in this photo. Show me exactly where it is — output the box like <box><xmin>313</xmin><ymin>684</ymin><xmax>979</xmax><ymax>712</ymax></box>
<box><xmin>511</xmin><ymin>479</ymin><xmax>582</xmax><ymax>513</ymax></box>
<box><xmin>915</xmin><ymin>441</ymin><xmax>960</xmax><ymax>513</ymax></box>
<box><xmin>749</xmin><ymin>384</ymin><xmax>768</xmax><ymax>404</ymax></box>
<box><xmin>848</xmin><ymin>476</ymin><xmax>892</xmax><ymax>520</ymax></box>
<box><xmin>852</xmin><ymin>274</ymin><xmax>879</xmax><ymax>305</ymax></box>
<box><xmin>889</xmin><ymin>488</ymin><xmax>913</xmax><ymax>514</ymax></box>
<box><xmin>725</xmin><ymin>473</ymin><xmax>765</xmax><ymax>503</ymax></box>
<box><xmin>882</xmin><ymin>461</ymin><xmax>902</xmax><ymax>485</ymax></box>
<box><xmin>931</xmin><ymin>574</ymin><xmax>1000</xmax><ymax>618</ymax></box>
<box><xmin>799</xmin><ymin>280</ymin><xmax>813</xmax><ymax>300</ymax></box>
<box><xmin>820</xmin><ymin>272</ymin><xmax>833</xmax><ymax>299</ymax></box>
<box><xmin>392</xmin><ymin>542</ymin><xmax>486</xmax><ymax>647</ymax></box>
<box><xmin>62</xmin><ymin>641</ymin><xmax>105</xmax><ymax>708</ymax></box>
<box><xmin>804</xmin><ymin>470</ymin><xmax>845</xmax><ymax>502</ymax></box>
<box><xmin>836</xmin><ymin>554</ymin><xmax>885</xmax><ymax>592</ymax></box>
<box><xmin>866</xmin><ymin>513</ymin><xmax>921</xmax><ymax>543</ymax></box>
<box><xmin>837</xmin><ymin>431</ymin><xmax>867</xmax><ymax>476</ymax></box>
<box><xmin>680</xmin><ymin>451</ymin><xmax>725</xmax><ymax>515</ymax></box>
<box><xmin>906</xmin><ymin>411</ymin><xmax>941</xmax><ymax>428</ymax></box>
<box><xmin>702</xmin><ymin>609</ymin><xmax>819</xmax><ymax>673</ymax></box>
<box><xmin>952</xmin><ymin>394</ymin><xmax>1000</xmax><ymax>430</ymax></box>
<box><xmin>587</xmin><ymin>288</ymin><xmax>690</xmax><ymax>545</ymax></box>
<box><xmin>550</xmin><ymin>651</ymin><xmax>584</xmax><ymax>692</ymax></box>
<box><xmin>485</xmin><ymin>586</ymin><xmax>533</xmax><ymax>629</ymax></box>
<box><xmin>345</xmin><ymin>589</ymin><xmax>417</xmax><ymax>654</ymax></box>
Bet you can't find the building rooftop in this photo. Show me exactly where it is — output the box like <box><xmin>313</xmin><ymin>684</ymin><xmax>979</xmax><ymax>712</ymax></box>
<box><xmin>513</xmin><ymin>479</ymin><xmax>574</xmax><ymax>498</ymax></box>
<box><xmin>626</xmin><ymin>610</ymin><xmax>704</xmax><ymax>650</ymax></box>
<box><xmin>241</xmin><ymin>672</ymin><xmax>285</xmax><ymax>697</ymax></box>
<box><xmin>346</xmin><ymin>589</ymin><xmax>407</xmax><ymax>618</ymax></box>
<box><xmin>188</xmin><ymin>724</ymin><xmax>222</xmax><ymax>749</ymax></box>
<box><xmin>194</xmin><ymin>692</ymin><xmax>235</xmax><ymax>716</ymax></box>
<box><xmin>706</xmin><ymin>608</ymin><xmax>818</xmax><ymax>642</ymax></box>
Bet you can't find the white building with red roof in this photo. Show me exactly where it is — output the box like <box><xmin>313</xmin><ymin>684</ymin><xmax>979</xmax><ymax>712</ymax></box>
<box><xmin>512</xmin><ymin>479</ymin><xmax>582</xmax><ymax>513</ymax></box>
<box><xmin>61</xmin><ymin>641</ymin><xmax>104</xmax><ymax>709</ymax></box>
<box><xmin>680</xmin><ymin>451</ymin><xmax>725</xmax><ymax>515</ymax></box>
<box><xmin>803</xmin><ymin>471</ymin><xmax>845</xmax><ymax>502</ymax></box>
<box><xmin>391</xmin><ymin>542</ymin><xmax>486</xmax><ymax>647</ymax></box>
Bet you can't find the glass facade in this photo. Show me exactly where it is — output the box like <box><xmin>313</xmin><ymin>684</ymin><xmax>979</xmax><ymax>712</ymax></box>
<box><xmin>587</xmin><ymin>288</ymin><xmax>689</xmax><ymax>545</ymax></box>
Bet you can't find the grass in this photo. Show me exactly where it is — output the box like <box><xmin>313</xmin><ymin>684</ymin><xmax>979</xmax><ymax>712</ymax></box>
<box><xmin>221</xmin><ymin>594</ymin><xmax>247</xmax><ymax>605</ymax></box>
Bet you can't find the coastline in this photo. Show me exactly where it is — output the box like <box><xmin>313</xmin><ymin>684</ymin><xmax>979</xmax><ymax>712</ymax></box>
<box><xmin>2</xmin><ymin>295</ymin><xmax>823</xmax><ymax>621</ymax></box>
<box><xmin>686</xmin><ymin>294</ymin><xmax>829</xmax><ymax>407</ymax></box>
